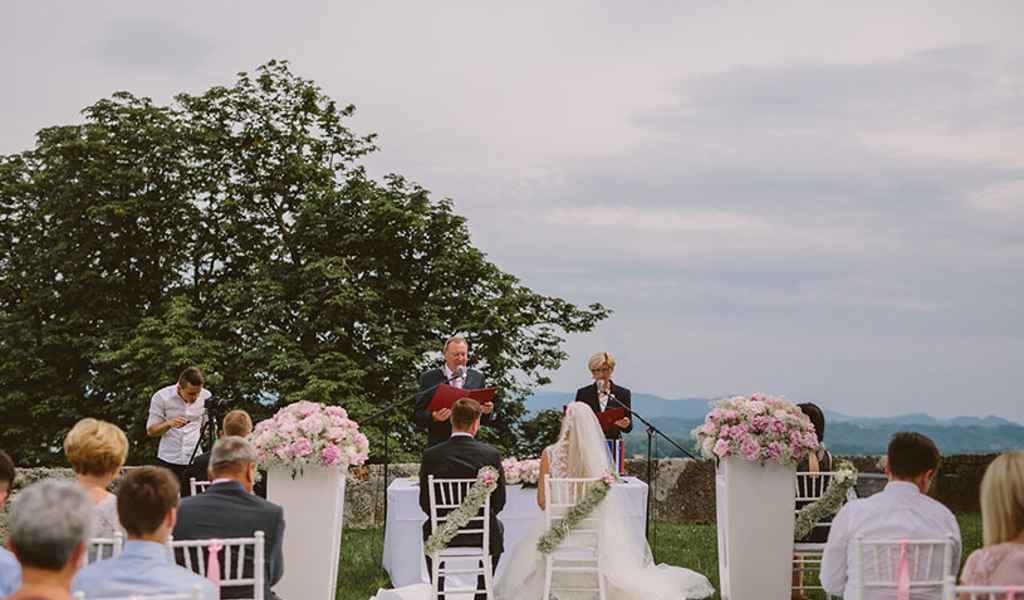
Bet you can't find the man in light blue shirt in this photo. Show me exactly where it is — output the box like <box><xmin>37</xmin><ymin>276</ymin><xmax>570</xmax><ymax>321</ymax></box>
<box><xmin>73</xmin><ymin>466</ymin><xmax>217</xmax><ymax>600</ymax></box>
<box><xmin>0</xmin><ymin>449</ymin><xmax>20</xmax><ymax>596</ymax></box>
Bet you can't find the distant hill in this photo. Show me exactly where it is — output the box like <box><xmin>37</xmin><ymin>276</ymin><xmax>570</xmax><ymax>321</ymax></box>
<box><xmin>525</xmin><ymin>391</ymin><xmax>1024</xmax><ymax>457</ymax></box>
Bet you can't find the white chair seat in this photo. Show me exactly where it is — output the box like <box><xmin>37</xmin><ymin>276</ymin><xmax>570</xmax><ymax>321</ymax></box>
<box><xmin>437</xmin><ymin>547</ymin><xmax>486</xmax><ymax>558</ymax></box>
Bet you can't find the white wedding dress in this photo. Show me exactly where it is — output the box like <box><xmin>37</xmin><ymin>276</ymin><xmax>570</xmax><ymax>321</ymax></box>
<box><xmin>493</xmin><ymin>403</ymin><xmax>714</xmax><ymax>600</ymax></box>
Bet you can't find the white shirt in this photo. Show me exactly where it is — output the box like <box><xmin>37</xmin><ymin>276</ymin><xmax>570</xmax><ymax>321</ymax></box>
<box><xmin>444</xmin><ymin>365</ymin><xmax>465</xmax><ymax>389</ymax></box>
<box><xmin>820</xmin><ymin>481</ymin><xmax>962</xmax><ymax>600</ymax></box>
<box><xmin>595</xmin><ymin>381</ymin><xmax>610</xmax><ymax>412</ymax></box>
<box><xmin>146</xmin><ymin>384</ymin><xmax>211</xmax><ymax>465</ymax></box>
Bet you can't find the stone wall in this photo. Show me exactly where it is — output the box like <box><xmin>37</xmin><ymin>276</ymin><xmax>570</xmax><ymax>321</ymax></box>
<box><xmin>0</xmin><ymin>454</ymin><xmax>999</xmax><ymax>538</ymax></box>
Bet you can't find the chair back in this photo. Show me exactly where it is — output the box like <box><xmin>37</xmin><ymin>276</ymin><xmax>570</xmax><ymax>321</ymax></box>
<box><xmin>852</xmin><ymin>537</ymin><xmax>956</xmax><ymax>600</ymax></box>
<box><xmin>544</xmin><ymin>477</ymin><xmax>603</xmax><ymax>551</ymax></box>
<box><xmin>74</xmin><ymin>587</ymin><xmax>204</xmax><ymax>600</ymax></box>
<box><xmin>168</xmin><ymin>531</ymin><xmax>265</xmax><ymax>600</ymax></box>
<box><xmin>189</xmin><ymin>477</ymin><xmax>212</xmax><ymax>495</ymax></box>
<box><xmin>426</xmin><ymin>476</ymin><xmax>490</xmax><ymax>556</ymax></box>
<box><xmin>81</xmin><ymin>531</ymin><xmax>124</xmax><ymax>566</ymax></box>
<box><xmin>944</xmin><ymin>575</ymin><xmax>1024</xmax><ymax>600</ymax></box>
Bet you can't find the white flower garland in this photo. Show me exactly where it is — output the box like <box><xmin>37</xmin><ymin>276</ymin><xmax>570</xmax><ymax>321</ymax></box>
<box><xmin>424</xmin><ymin>466</ymin><xmax>500</xmax><ymax>555</ymax></box>
<box><xmin>537</xmin><ymin>473</ymin><xmax>618</xmax><ymax>555</ymax></box>
<box><xmin>794</xmin><ymin>460</ymin><xmax>858</xmax><ymax>540</ymax></box>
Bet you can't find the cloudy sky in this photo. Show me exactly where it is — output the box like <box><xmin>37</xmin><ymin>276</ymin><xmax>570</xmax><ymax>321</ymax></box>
<box><xmin>5</xmin><ymin>2</ymin><xmax>1024</xmax><ymax>421</ymax></box>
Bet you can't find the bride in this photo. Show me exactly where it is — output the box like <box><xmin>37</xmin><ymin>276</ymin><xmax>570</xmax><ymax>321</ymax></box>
<box><xmin>494</xmin><ymin>402</ymin><xmax>714</xmax><ymax>600</ymax></box>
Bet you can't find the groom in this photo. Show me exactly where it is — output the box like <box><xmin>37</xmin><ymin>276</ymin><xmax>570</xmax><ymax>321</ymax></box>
<box><xmin>419</xmin><ymin>398</ymin><xmax>506</xmax><ymax>600</ymax></box>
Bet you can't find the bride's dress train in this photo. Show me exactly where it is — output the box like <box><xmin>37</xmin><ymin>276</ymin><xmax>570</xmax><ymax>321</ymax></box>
<box><xmin>493</xmin><ymin>403</ymin><xmax>713</xmax><ymax>600</ymax></box>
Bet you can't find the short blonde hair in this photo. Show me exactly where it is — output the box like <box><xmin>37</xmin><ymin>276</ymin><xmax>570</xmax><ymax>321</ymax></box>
<box><xmin>223</xmin><ymin>410</ymin><xmax>253</xmax><ymax>437</ymax></box>
<box><xmin>980</xmin><ymin>450</ymin><xmax>1024</xmax><ymax>547</ymax></box>
<box><xmin>63</xmin><ymin>418</ymin><xmax>128</xmax><ymax>477</ymax></box>
<box><xmin>587</xmin><ymin>351</ymin><xmax>616</xmax><ymax>372</ymax></box>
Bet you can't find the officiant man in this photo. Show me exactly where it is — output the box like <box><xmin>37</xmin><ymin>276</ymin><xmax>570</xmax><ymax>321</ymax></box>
<box><xmin>575</xmin><ymin>351</ymin><xmax>632</xmax><ymax>440</ymax></box>
<box><xmin>413</xmin><ymin>336</ymin><xmax>494</xmax><ymax>447</ymax></box>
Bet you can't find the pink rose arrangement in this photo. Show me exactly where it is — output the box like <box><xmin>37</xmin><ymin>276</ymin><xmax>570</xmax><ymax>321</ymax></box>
<box><xmin>692</xmin><ymin>394</ymin><xmax>819</xmax><ymax>467</ymax></box>
<box><xmin>251</xmin><ymin>400</ymin><xmax>370</xmax><ymax>471</ymax></box>
<box><xmin>502</xmin><ymin>457</ymin><xmax>541</xmax><ymax>487</ymax></box>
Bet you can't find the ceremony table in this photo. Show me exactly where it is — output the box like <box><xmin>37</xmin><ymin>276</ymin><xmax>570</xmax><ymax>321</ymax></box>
<box><xmin>382</xmin><ymin>476</ymin><xmax>649</xmax><ymax>587</ymax></box>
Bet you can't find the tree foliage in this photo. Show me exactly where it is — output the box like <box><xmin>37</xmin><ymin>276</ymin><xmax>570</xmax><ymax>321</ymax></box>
<box><xmin>0</xmin><ymin>61</ymin><xmax>609</xmax><ymax>465</ymax></box>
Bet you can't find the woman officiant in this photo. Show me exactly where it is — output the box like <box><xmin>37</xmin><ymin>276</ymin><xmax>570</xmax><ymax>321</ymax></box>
<box><xmin>574</xmin><ymin>352</ymin><xmax>632</xmax><ymax>440</ymax></box>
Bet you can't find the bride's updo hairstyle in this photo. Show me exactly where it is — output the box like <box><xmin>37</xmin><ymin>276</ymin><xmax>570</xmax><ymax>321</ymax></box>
<box><xmin>451</xmin><ymin>398</ymin><xmax>482</xmax><ymax>430</ymax></box>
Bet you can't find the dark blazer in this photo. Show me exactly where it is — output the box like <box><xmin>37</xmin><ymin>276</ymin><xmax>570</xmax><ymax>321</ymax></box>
<box><xmin>186</xmin><ymin>453</ymin><xmax>266</xmax><ymax>498</ymax></box>
<box><xmin>413</xmin><ymin>367</ymin><xmax>492</xmax><ymax>447</ymax></box>
<box><xmin>419</xmin><ymin>434</ymin><xmax>506</xmax><ymax>556</ymax></box>
<box><xmin>173</xmin><ymin>481</ymin><xmax>284</xmax><ymax>599</ymax></box>
<box><xmin>574</xmin><ymin>381</ymin><xmax>633</xmax><ymax>439</ymax></box>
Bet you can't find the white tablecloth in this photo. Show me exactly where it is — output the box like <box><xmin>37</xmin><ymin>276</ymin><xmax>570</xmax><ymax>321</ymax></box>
<box><xmin>382</xmin><ymin>476</ymin><xmax>649</xmax><ymax>587</ymax></box>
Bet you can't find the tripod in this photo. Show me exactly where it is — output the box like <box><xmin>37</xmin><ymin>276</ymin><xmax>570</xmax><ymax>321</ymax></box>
<box><xmin>188</xmin><ymin>406</ymin><xmax>221</xmax><ymax>467</ymax></box>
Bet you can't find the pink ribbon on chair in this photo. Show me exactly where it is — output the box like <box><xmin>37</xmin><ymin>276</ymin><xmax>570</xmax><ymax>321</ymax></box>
<box><xmin>1007</xmin><ymin>586</ymin><xmax>1018</xmax><ymax>600</ymax></box>
<box><xmin>206</xmin><ymin>540</ymin><xmax>224</xmax><ymax>588</ymax></box>
<box><xmin>896</xmin><ymin>539</ymin><xmax>910</xmax><ymax>600</ymax></box>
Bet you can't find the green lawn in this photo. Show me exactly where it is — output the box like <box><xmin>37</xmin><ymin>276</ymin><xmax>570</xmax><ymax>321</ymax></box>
<box><xmin>337</xmin><ymin>514</ymin><xmax>983</xmax><ymax>600</ymax></box>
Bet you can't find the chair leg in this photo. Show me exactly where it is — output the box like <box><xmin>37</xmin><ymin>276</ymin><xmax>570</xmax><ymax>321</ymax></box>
<box><xmin>482</xmin><ymin>556</ymin><xmax>494</xmax><ymax>600</ymax></box>
<box><xmin>597</xmin><ymin>568</ymin><xmax>607</xmax><ymax>600</ymax></box>
<box><xmin>431</xmin><ymin>556</ymin><xmax>439</xmax><ymax>600</ymax></box>
<box><xmin>542</xmin><ymin>556</ymin><xmax>553</xmax><ymax>600</ymax></box>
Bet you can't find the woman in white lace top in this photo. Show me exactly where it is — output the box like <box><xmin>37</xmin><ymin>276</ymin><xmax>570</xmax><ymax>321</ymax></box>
<box><xmin>959</xmin><ymin>451</ymin><xmax>1024</xmax><ymax>596</ymax></box>
<box><xmin>64</xmin><ymin>418</ymin><xmax>128</xmax><ymax>540</ymax></box>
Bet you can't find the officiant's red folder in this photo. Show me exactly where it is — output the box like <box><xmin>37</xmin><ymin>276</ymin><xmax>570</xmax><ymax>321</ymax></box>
<box><xmin>426</xmin><ymin>383</ymin><xmax>497</xmax><ymax>412</ymax></box>
<box><xmin>597</xmin><ymin>407</ymin><xmax>626</xmax><ymax>434</ymax></box>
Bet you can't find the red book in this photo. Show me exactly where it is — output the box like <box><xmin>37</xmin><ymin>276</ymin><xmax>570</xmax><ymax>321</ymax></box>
<box><xmin>427</xmin><ymin>384</ymin><xmax>497</xmax><ymax>412</ymax></box>
<box><xmin>597</xmin><ymin>407</ymin><xmax>627</xmax><ymax>434</ymax></box>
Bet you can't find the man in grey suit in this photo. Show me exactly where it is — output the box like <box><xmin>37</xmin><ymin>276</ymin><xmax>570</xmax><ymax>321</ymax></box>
<box><xmin>413</xmin><ymin>336</ymin><xmax>494</xmax><ymax>447</ymax></box>
<box><xmin>174</xmin><ymin>436</ymin><xmax>285</xmax><ymax>600</ymax></box>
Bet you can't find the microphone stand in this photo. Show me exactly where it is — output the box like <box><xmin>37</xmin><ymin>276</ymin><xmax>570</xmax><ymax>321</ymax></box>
<box><xmin>606</xmin><ymin>392</ymin><xmax>696</xmax><ymax>560</ymax></box>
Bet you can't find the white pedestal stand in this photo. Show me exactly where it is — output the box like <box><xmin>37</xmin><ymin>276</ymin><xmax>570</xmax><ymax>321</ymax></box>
<box><xmin>268</xmin><ymin>466</ymin><xmax>347</xmax><ymax>600</ymax></box>
<box><xmin>715</xmin><ymin>457</ymin><xmax>796</xmax><ymax>600</ymax></box>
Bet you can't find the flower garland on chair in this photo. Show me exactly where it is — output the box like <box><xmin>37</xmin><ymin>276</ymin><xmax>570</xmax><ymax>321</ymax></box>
<box><xmin>424</xmin><ymin>466</ymin><xmax>500</xmax><ymax>555</ymax></box>
<box><xmin>537</xmin><ymin>473</ymin><xmax>618</xmax><ymax>555</ymax></box>
<box><xmin>794</xmin><ymin>460</ymin><xmax>858</xmax><ymax>540</ymax></box>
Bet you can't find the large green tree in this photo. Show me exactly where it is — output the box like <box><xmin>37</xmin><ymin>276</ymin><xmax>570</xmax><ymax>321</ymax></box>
<box><xmin>0</xmin><ymin>61</ymin><xmax>608</xmax><ymax>465</ymax></box>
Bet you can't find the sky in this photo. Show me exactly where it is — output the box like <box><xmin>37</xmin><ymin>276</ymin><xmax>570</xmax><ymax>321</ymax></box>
<box><xmin>4</xmin><ymin>2</ymin><xmax>1024</xmax><ymax>422</ymax></box>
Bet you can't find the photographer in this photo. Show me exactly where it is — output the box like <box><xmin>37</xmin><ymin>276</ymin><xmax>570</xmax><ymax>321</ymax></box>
<box><xmin>146</xmin><ymin>367</ymin><xmax>212</xmax><ymax>498</ymax></box>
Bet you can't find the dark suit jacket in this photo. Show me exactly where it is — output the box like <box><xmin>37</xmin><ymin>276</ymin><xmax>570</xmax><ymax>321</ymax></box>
<box><xmin>418</xmin><ymin>434</ymin><xmax>506</xmax><ymax>556</ymax></box>
<box><xmin>575</xmin><ymin>381</ymin><xmax>633</xmax><ymax>439</ymax></box>
<box><xmin>173</xmin><ymin>481</ymin><xmax>284</xmax><ymax>599</ymax></box>
<box><xmin>186</xmin><ymin>453</ymin><xmax>267</xmax><ymax>498</ymax></box>
<box><xmin>413</xmin><ymin>367</ymin><xmax>493</xmax><ymax>447</ymax></box>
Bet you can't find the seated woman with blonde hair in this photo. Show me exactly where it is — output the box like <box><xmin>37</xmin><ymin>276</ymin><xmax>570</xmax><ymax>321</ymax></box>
<box><xmin>959</xmin><ymin>450</ymin><xmax>1024</xmax><ymax>594</ymax></box>
<box><xmin>64</xmin><ymin>418</ymin><xmax>129</xmax><ymax>539</ymax></box>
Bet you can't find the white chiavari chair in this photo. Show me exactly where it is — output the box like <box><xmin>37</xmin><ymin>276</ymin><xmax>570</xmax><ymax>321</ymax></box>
<box><xmin>189</xmin><ymin>477</ymin><xmax>212</xmax><ymax>495</ymax></box>
<box><xmin>81</xmin><ymin>531</ymin><xmax>125</xmax><ymax>566</ymax></box>
<box><xmin>168</xmin><ymin>532</ymin><xmax>265</xmax><ymax>600</ymax></box>
<box><xmin>944</xmin><ymin>575</ymin><xmax>1023</xmax><ymax>600</ymax></box>
<box><xmin>542</xmin><ymin>477</ymin><xmax>606</xmax><ymax>600</ymax></box>
<box><xmin>426</xmin><ymin>476</ymin><xmax>493</xmax><ymax>600</ymax></box>
<box><xmin>793</xmin><ymin>470</ymin><xmax>855</xmax><ymax>596</ymax></box>
<box><xmin>852</xmin><ymin>537</ymin><xmax>956</xmax><ymax>600</ymax></box>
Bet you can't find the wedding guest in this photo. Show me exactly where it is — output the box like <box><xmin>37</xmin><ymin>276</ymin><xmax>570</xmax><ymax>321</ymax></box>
<box><xmin>958</xmin><ymin>450</ymin><xmax>1024</xmax><ymax>593</ymax></box>
<box><xmin>796</xmin><ymin>402</ymin><xmax>834</xmax><ymax>541</ymax></box>
<box><xmin>63</xmin><ymin>418</ymin><xmax>128</xmax><ymax>540</ymax></box>
<box><xmin>820</xmin><ymin>432</ymin><xmax>961</xmax><ymax>600</ymax></box>
<box><xmin>173</xmin><ymin>436</ymin><xmax>285</xmax><ymax>600</ymax></box>
<box><xmin>0</xmin><ymin>448</ymin><xmax>21</xmax><ymax>596</ymax></box>
<box><xmin>5</xmin><ymin>480</ymin><xmax>93</xmax><ymax>600</ymax></box>
<box><xmin>574</xmin><ymin>352</ymin><xmax>632</xmax><ymax>440</ymax></box>
<box><xmin>419</xmin><ymin>398</ymin><xmax>507</xmax><ymax>600</ymax></box>
<box><xmin>72</xmin><ymin>467</ymin><xmax>216</xmax><ymax>600</ymax></box>
<box><xmin>186</xmin><ymin>409</ymin><xmax>266</xmax><ymax>498</ymax></box>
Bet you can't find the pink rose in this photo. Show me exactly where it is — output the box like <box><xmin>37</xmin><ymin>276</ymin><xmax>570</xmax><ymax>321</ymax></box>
<box><xmin>324</xmin><ymin>406</ymin><xmax>348</xmax><ymax>419</ymax></box>
<box><xmin>751</xmin><ymin>416</ymin><xmax>771</xmax><ymax>432</ymax></box>
<box><xmin>767</xmin><ymin>442</ymin><xmax>785</xmax><ymax>460</ymax></box>
<box><xmin>354</xmin><ymin>433</ymin><xmax>369</xmax><ymax>451</ymax></box>
<box><xmin>289</xmin><ymin>438</ymin><xmax>313</xmax><ymax>457</ymax></box>
<box><xmin>298</xmin><ymin>415</ymin><xmax>325</xmax><ymax>436</ymax></box>
<box><xmin>321</xmin><ymin>443</ymin><xmax>342</xmax><ymax>466</ymax></box>
<box><xmin>326</xmin><ymin>427</ymin><xmax>346</xmax><ymax>442</ymax></box>
<box><xmin>740</xmin><ymin>437</ymin><xmax>761</xmax><ymax>461</ymax></box>
<box><xmin>273</xmin><ymin>443</ymin><xmax>291</xmax><ymax>460</ymax></box>
<box><xmin>292</xmin><ymin>401</ymin><xmax>320</xmax><ymax>417</ymax></box>
<box><xmin>713</xmin><ymin>439</ymin><xmax>731</xmax><ymax>458</ymax></box>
